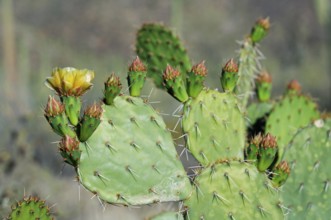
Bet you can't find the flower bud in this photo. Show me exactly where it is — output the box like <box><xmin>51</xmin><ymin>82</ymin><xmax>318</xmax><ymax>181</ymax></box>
<box><xmin>221</xmin><ymin>59</ymin><xmax>239</xmax><ymax>92</ymax></box>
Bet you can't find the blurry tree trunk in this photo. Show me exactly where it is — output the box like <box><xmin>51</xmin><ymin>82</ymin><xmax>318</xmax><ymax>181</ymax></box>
<box><xmin>1</xmin><ymin>0</ymin><xmax>18</xmax><ymax>116</ymax></box>
<box><xmin>171</xmin><ymin>0</ymin><xmax>183</xmax><ymax>36</ymax></box>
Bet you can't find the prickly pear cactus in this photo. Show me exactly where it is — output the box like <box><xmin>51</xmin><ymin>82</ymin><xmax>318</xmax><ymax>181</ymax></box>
<box><xmin>150</xmin><ymin>211</ymin><xmax>184</xmax><ymax>220</ymax></box>
<box><xmin>265</xmin><ymin>94</ymin><xmax>320</xmax><ymax>158</ymax></box>
<box><xmin>182</xmin><ymin>89</ymin><xmax>245</xmax><ymax>165</ymax></box>
<box><xmin>280</xmin><ymin>118</ymin><xmax>331</xmax><ymax>219</ymax></box>
<box><xmin>184</xmin><ymin>161</ymin><xmax>285</xmax><ymax>219</ymax></box>
<box><xmin>136</xmin><ymin>23</ymin><xmax>191</xmax><ymax>88</ymax></box>
<box><xmin>7</xmin><ymin>196</ymin><xmax>54</xmax><ymax>220</ymax></box>
<box><xmin>77</xmin><ymin>95</ymin><xmax>191</xmax><ymax>205</ymax></box>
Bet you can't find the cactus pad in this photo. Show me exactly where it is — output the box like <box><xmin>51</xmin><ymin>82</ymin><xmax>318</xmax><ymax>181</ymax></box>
<box><xmin>280</xmin><ymin>118</ymin><xmax>331</xmax><ymax>219</ymax></box>
<box><xmin>136</xmin><ymin>23</ymin><xmax>191</xmax><ymax>88</ymax></box>
<box><xmin>182</xmin><ymin>89</ymin><xmax>245</xmax><ymax>166</ymax></box>
<box><xmin>8</xmin><ymin>196</ymin><xmax>54</xmax><ymax>220</ymax></box>
<box><xmin>247</xmin><ymin>102</ymin><xmax>273</xmax><ymax>127</ymax></box>
<box><xmin>77</xmin><ymin>95</ymin><xmax>191</xmax><ymax>205</ymax></box>
<box><xmin>150</xmin><ymin>211</ymin><xmax>184</xmax><ymax>220</ymax></box>
<box><xmin>265</xmin><ymin>94</ymin><xmax>320</xmax><ymax>158</ymax></box>
<box><xmin>184</xmin><ymin>161</ymin><xmax>284</xmax><ymax>219</ymax></box>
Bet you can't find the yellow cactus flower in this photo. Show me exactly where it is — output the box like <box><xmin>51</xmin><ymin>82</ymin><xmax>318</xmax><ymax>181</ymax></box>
<box><xmin>45</xmin><ymin>67</ymin><xmax>95</xmax><ymax>96</ymax></box>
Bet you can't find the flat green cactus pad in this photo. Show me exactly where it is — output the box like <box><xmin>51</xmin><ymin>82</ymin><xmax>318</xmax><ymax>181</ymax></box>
<box><xmin>247</xmin><ymin>101</ymin><xmax>273</xmax><ymax>127</ymax></box>
<box><xmin>150</xmin><ymin>211</ymin><xmax>184</xmax><ymax>220</ymax></box>
<box><xmin>8</xmin><ymin>196</ymin><xmax>54</xmax><ymax>220</ymax></box>
<box><xmin>77</xmin><ymin>95</ymin><xmax>191</xmax><ymax>205</ymax></box>
<box><xmin>184</xmin><ymin>161</ymin><xmax>284</xmax><ymax>219</ymax></box>
<box><xmin>136</xmin><ymin>23</ymin><xmax>191</xmax><ymax>88</ymax></box>
<box><xmin>281</xmin><ymin>118</ymin><xmax>331</xmax><ymax>219</ymax></box>
<box><xmin>265</xmin><ymin>94</ymin><xmax>320</xmax><ymax>158</ymax></box>
<box><xmin>182</xmin><ymin>89</ymin><xmax>245</xmax><ymax>166</ymax></box>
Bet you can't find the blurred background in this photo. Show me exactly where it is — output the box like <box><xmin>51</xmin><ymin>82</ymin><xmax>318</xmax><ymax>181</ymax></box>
<box><xmin>0</xmin><ymin>0</ymin><xmax>330</xmax><ymax>219</ymax></box>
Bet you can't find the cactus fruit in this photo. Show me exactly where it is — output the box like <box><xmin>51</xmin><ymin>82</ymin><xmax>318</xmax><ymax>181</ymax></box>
<box><xmin>77</xmin><ymin>103</ymin><xmax>103</xmax><ymax>142</ymax></box>
<box><xmin>265</xmin><ymin>87</ymin><xmax>320</xmax><ymax>158</ymax></box>
<box><xmin>163</xmin><ymin>65</ymin><xmax>189</xmax><ymax>102</ymax></box>
<box><xmin>127</xmin><ymin>56</ymin><xmax>147</xmax><ymax>97</ymax></box>
<box><xmin>220</xmin><ymin>59</ymin><xmax>239</xmax><ymax>92</ymax></box>
<box><xmin>59</xmin><ymin>135</ymin><xmax>81</xmax><ymax>167</ymax></box>
<box><xmin>271</xmin><ymin>161</ymin><xmax>290</xmax><ymax>187</ymax></box>
<box><xmin>104</xmin><ymin>73</ymin><xmax>122</xmax><ymax>105</ymax></box>
<box><xmin>182</xmin><ymin>89</ymin><xmax>245</xmax><ymax>166</ymax></box>
<box><xmin>77</xmin><ymin>95</ymin><xmax>191</xmax><ymax>205</ymax></box>
<box><xmin>44</xmin><ymin>96</ymin><xmax>76</xmax><ymax>138</ymax></box>
<box><xmin>184</xmin><ymin>161</ymin><xmax>284</xmax><ymax>219</ymax></box>
<box><xmin>187</xmin><ymin>61</ymin><xmax>207</xmax><ymax>98</ymax></box>
<box><xmin>7</xmin><ymin>196</ymin><xmax>54</xmax><ymax>220</ymax></box>
<box><xmin>250</xmin><ymin>17</ymin><xmax>270</xmax><ymax>44</ymax></box>
<box><xmin>256</xmin><ymin>71</ymin><xmax>272</xmax><ymax>102</ymax></box>
<box><xmin>280</xmin><ymin>118</ymin><xmax>331</xmax><ymax>219</ymax></box>
<box><xmin>150</xmin><ymin>211</ymin><xmax>184</xmax><ymax>220</ymax></box>
<box><xmin>136</xmin><ymin>23</ymin><xmax>191</xmax><ymax>88</ymax></box>
<box><xmin>256</xmin><ymin>133</ymin><xmax>278</xmax><ymax>172</ymax></box>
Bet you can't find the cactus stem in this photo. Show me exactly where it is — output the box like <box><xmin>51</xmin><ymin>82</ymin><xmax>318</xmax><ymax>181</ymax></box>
<box><xmin>105</xmin><ymin>142</ymin><xmax>117</xmax><ymax>153</ymax></box>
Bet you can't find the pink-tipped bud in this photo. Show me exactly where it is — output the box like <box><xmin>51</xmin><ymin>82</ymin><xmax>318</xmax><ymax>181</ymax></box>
<box><xmin>257</xmin><ymin>71</ymin><xmax>272</xmax><ymax>84</ymax></box>
<box><xmin>129</xmin><ymin>56</ymin><xmax>147</xmax><ymax>72</ymax></box>
<box><xmin>223</xmin><ymin>59</ymin><xmax>239</xmax><ymax>73</ymax></box>
<box><xmin>105</xmin><ymin>73</ymin><xmax>122</xmax><ymax>87</ymax></box>
<box><xmin>256</xmin><ymin>17</ymin><xmax>270</xmax><ymax>30</ymax></box>
<box><xmin>250</xmin><ymin>133</ymin><xmax>263</xmax><ymax>146</ymax></box>
<box><xmin>163</xmin><ymin>64</ymin><xmax>180</xmax><ymax>81</ymax></box>
<box><xmin>84</xmin><ymin>103</ymin><xmax>103</xmax><ymax>118</ymax></box>
<box><xmin>287</xmin><ymin>80</ymin><xmax>302</xmax><ymax>93</ymax></box>
<box><xmin>261</xmin><ymin>133</ymin><xmax>277</xmax><ymax>149</ymax></box>
<box><xmin>59</xmin><ymin>135</ymin><xmax>80</xmax><ymax>152</ymax></box>
<box><xmin>276</xmin><ymin>161</ymin><xmax>290</xmax><ymax>174</ymax></box>
<box><xmin>191</xmin><ymin>61</ymin><xmax>207</xmax><ymax>76</ymax></box>
<box><xmin>44</xmin><ymin>96</ymin><xmax>65</xmax><ymax>117</ymax></box>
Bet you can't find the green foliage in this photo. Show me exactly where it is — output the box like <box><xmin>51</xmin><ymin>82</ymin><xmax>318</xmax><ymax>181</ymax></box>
<box><xmin>136</xmin><ymin>23</ymin><xmax>191</xmax><ymax>88</ymax></box>
<box><xmin>77</xmin><ymin>96</ymin><xmax>191</xmax><ymax>205</ymax></box>
<box><xmin>182</xmin><ymin>89</ymin><xmax>245</xmax><ymax>166</ymax></box>
<box><xmin>184</xmin><ymin>161</ymin><xmax>284</xmax><ymax>219</ymax></box>
<box><xmin>280</xmin><ymin>118</ymin><xmax>331</xmax><ymax>219</ymax></box>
